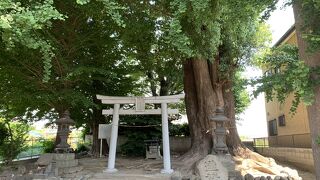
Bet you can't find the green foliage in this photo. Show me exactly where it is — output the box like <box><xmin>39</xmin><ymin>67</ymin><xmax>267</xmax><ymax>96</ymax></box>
<box><xmin>169</xmin><ymin>123</ymin><xmax>190</xmax><ymax>137</ymax></box>
<box><xmin>298</xmin><ymin>0</ymin><xmax>320</xmax><ymax>51</ymax></box>
<box><xmin>120</xmin><ymin>132</ymin><xmax>148</xmax><ymax>157</ymax></box>
<box><xmin>76</xmin><ymin>0</ymin><xmax>91</xmax><ymax>5</ymax></box>
<box><xmin>152</xmin><ymin>0</ymin><xmax>274</xmax><ymax>64</ymax></box>
<box><xmin>233</xmin><ymin>72</ymin><xmax>251</xmax><ymax>115</ymax></box>
<box><xmin>166</xmin><ymin>0</ymin><xmax>222</xmax><ymax>58</ymax></box>
<box><xmin>76</xmin><ymin>0</ymin><xmax>126</xmax><ymax>27</ymax></box>
<box><xmin>119</xmin><ymin>115</ymin><xmax>162</xmax><ymax>157</ymax></box>
<box><xmin>75</xmin><ymin>142</ymin><xmax>90</xmax><ymax>153</ymax></box>
<box><xmin>41</xmin><ymin>139</ymin><xmax>55</xmax><ymax>153</ymax></box>
<box><xmin>317</xmin><ymin>136</ymin><xmax>320</xmax><ymax>145</ymax></box>
<box><xmin>0</xmin><ymin>122</ymin><xmax>9</xmax><ymax>146</ymax></box>
<box><xmin>0</xmin><ymin>0</ymin><xmax>277</xmax><ymax>154</ymax></box>
<box><xmin>0</xmin><ymin>0</ymin><xmax>141</xmax><ymax>126</ymax></box>
<box><xmin>0</xmin><ymin>119</ymin><xmax>29</xmax><ymax>164</ymax></box>
<box><xmin>252</xmin><ymin>45</ymin><xmax>319</xmax><ymax>113</ymax></box>
<box><xmin>81</xmin><ymin>125</ymin><xmax>91</xmax><ymax>140</ymax></box>
<box><xmin>0</xmin><ymin>0</ymin><xmax>65</xmax><ymax>82</ymax></box>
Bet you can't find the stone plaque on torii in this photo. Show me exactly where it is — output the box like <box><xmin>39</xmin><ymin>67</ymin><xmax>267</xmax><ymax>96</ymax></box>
<box><xmin>96</xmin><ymin>94</ymin><xmax>184</xmax><ymax>174</ymax></box>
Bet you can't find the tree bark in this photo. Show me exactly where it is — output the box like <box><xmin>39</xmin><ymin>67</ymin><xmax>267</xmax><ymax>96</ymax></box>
<box><xmin>183</xmin><ymin>57</ymin><xmax>263</xmax><ymax>166</ymax></box>
<box><xmin>91</xmin><ymin>99</ymin><xmax>108</xmax><ymax>156</ymax></box>
<box><xmin>224</xmin><ymin>81</ymin><xmax>245</xmax><ymax>153</ymax></box>
<box><xmin>184</xmin><ymin>58</ymin><xmax>216</xmax><ymax>155</ymax></box>
<box><xmin>147</xmin><ymin>72</ymin><xmax>158</xmax><ymax>96</ymax></box>
<box><xmin>293</xmin><ymin>1</ymin><xmax>320</xmax><ymax>178</ymax></box>
<box><xmin>160</xmin><ymin>77</ymin><xmax>170</xmax><ymax>96</ymax></box>
<box><xmin>184</xmin><ymin>57</ymin><xmax>246</xmax><ymax>155</ymax></box>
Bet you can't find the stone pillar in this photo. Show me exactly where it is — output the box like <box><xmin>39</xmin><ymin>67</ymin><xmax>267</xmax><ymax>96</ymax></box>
<box><xmin>105</xmin><ymin>103</ymin><xmax>120</xmax><ymax>173</ymax></box>
<box><xmin>161</xmin><ymin>103</ymin><xmax>173</xmax><ymax>174</ymax></box>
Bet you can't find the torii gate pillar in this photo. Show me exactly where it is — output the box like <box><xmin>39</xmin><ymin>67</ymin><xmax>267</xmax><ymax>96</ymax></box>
<box><xmin>161</xmin><ymin>102</ymin><xmax>174</xmax><ymax>174</ymax></box>
<box><xmin>105</xmin><ymin>103</ymin><xmax>120</xmax><ymax>173</ymax></box>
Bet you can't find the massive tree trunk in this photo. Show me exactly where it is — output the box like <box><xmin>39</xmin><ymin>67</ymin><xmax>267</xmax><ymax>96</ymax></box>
<box><xmin>180</xmin><ymin>58</ymin><xmax>217</xmax><ymax>172</ymax></box>
<box><xmin>184</xmin><ymin>57</ymin><xmax>246</xmax><ymax>156</ymax></box>
<box><xmin>293</xmin><ymin>1</ymin><xmax>320</xmax><ymax>178</ymax></box>
<box><xmin>184</xmin><ymin>58</ymin><xmax>216</xmax><ymax>155</ymax></box>
<box><xmin>182</xmin><ymin>57</ymin><xmax>269</xmax><ymax>175</ymax></box>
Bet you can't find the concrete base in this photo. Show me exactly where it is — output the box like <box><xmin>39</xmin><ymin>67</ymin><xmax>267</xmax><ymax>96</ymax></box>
<box><xmin>161</xmin><ymin>169</ymin><xmax>174</xmax><ymax>174</ymax></box>
<box><xmin>36</xmin><ymin>153</ymin><xmax>82</xmax><ymax>177</ymax></box>
<box><xmin>53</xmin><ymin>153</ymin><xmax>75</xmax><ymax>161</ymax></box>
<box><xmin>103</xmin><ymin>168</ymin><xmax>118</xmax><ymax>173</ymax></box>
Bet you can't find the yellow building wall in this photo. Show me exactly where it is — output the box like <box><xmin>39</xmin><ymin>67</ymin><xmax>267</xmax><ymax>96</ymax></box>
<box><xmin>265</xmin><ymin>30</ymin><xmax>310</xmax><ymax>136</ymax></box>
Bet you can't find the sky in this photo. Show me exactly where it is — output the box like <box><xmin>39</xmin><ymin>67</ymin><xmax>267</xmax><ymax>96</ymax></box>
<box><xmin>237</xmin><ymin>0</ymin><xmax>295</xmax><ymax>139</ymax></box>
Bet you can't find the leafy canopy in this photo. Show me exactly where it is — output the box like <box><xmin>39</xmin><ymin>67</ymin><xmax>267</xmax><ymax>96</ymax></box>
<box><xmin>252</xmin><ymin>44</ymin><xmax>320</xmax><ymax>113</ymax></box>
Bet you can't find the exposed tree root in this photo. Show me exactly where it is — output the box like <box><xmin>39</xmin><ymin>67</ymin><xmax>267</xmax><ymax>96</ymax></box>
<box><xmin>232</xmin><ymin>146</ymin><xmax>301</xmax><ymax>179</ymax></box>
<box><xmin>176</xmin><ymin>144</ymin><xmax>301</xmax><ymax>180</ymax></box>
<box><xmin>176</xmin><ymin>145</ymin><xmax>210</xmax><ymax>177</ymax></box>
<box><xmin>233</xmin><ymin>146</ymin><xmax>271</xmax><ymax>164</ymax></box>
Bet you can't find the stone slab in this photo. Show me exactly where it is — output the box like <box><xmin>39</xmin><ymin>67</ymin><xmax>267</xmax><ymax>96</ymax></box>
<box><xmin>196</xmin><ymin>155</ymin><xmax>228</xmax><ymax>180</ymax></box>
<box><xmin>55</xmin><ymin>159</ymin><xmax>78</xmax><ymax>168</ymax></box>
<box><xmin>36</xmin><ymin>153</ymin><xmax>54</xmax><ymax>166</ymax></box>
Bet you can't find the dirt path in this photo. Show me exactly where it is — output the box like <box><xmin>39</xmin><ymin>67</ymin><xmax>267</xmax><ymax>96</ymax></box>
<box><xmin>62</xmin><ymin>157</ymin><xmax>174</xmax><ymax>179</ymax></box>
<box><xmin>3</xmin><ymin>155</ymin><xmax>315</xmax><ymax>179</ymax></box>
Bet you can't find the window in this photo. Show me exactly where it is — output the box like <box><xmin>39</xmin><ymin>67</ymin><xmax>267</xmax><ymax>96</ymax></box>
<box><xmin>278</xmin><ymin>115</ymin><xmax>286</xmax><ymax>126</ymax></box>
<box><xmin>274</xmin><ymin>67</ymin><xmax>281</xmax><ymax>74</ymax></box>
<box><xmin>264</xmin><ymin>67</ymin><xmax>281</xmax><ymax>77</ymax></box>
<box><xmin>264</xmin><ymin>70</ymin><xmax>273</xmax><ymax>76</ymax></box>
<box><xmin>268</xmin><ymin>119</ymin><xmax>278</xmax><ymax>136</ymax></box>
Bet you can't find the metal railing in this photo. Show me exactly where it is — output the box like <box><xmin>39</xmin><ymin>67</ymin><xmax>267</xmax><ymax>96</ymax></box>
<box><xmin>0</xmin><ymin>137</ymin><xmax>84</xmax><ymax>162</ymax></box>
<box><xmin>253</xmin><ymin>133</ymin><xmax>311</xmax><ymax>148</ymax></box>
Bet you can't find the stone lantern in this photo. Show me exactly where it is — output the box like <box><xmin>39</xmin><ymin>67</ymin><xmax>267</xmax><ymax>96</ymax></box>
<box><xmin>55</xmin><ymin>110</ymin><xmax>75</xmax><ymax>153</ymax></box>
<box><xmin>210</xmin><ymin>107</ymin><xmax>229</xmax><ymax>154</ymax></box>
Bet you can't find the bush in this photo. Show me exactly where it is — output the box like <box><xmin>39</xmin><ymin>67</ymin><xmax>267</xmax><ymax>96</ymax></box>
<box><xmin>41</xmin><ymin>139</ymin><xmax>55</xmax><ymax>153</ymax></box>
<box><xmin>0</xmin><ymin>122</ymin><xmax>9</xmax><ymax>146</ymax></box>
<box><xmin>119</xmin><ymin>115</ymin><xmax>162</xmax><ymax>157</ymax></box>
<box><xmin>75</xmin><ymin>143</ymin><xmax>89</xmax><ymax>153</ymax></box>
<box><xmin>169</xmin><ymin>123</ymin><xmax>190</xmax><ymax>137</ymax></box>
<box><xmin>0</xmin><ymin>120</ymin><xmax>29</xmax><ymax>164</ymax></box>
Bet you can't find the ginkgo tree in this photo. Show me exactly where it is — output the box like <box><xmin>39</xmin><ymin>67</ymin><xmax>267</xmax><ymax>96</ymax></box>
<box><xmin>0</xmin><ymin>0</ymin><xmax>139</xmax><ymax>155</ymax></box>
<box><xmin>0</xmin><ymin>0</ymin><xmax>291</xmax><ymax>174</ymax></box>
<box><xmin>2</xmin><ymin>0</ymin><xmax>272</xmax><ymax>152</ymax></box>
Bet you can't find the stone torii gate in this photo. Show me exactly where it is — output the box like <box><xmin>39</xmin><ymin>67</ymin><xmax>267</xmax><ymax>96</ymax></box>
<box><xmin>96</xmin><ymin>94</ymin><xmax>184</xmax><ymax>174</ymax></box>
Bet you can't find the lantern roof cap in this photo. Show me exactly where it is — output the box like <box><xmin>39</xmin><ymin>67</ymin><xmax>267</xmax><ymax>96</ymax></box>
<box><xmin>209</xmin><ymin>107</ymin><xmax>229</xmax><ymax>122</ymax></box>
<box><xmin>56</xmin><ymin>110</ymin><xmax>75</xmax><ymax>125</ymax></box>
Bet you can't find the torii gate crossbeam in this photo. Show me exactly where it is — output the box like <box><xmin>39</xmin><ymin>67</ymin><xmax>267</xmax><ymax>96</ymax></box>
<box><xmin>97</xmin><ymin>94</ymin><xmax>184</xmax><ymax>174</ymax></box>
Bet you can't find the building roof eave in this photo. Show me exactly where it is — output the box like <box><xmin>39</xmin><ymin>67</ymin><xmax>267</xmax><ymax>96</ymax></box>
<box><xmin>273</xmin><ymin>25</ymin><xmax>296</xmax><ymax>47</ymax></box>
